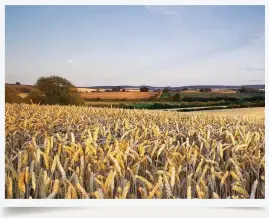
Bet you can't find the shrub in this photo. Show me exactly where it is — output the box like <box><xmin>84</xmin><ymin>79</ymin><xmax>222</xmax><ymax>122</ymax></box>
<box><xmin>200</xmin><ymin>88</ymin><xmax>212</xmax><ymax>92</ymax></box>
<box><xmin>239</xmin><ymin>86</ymin><xmax>263</xmax><ymax>93</ymax></box>
<box><xmin>172</xmin><ymin>93</ymin><xmax>181</xmax><ymax>101</ymax></box>
<box><xmin>140</xmin><ymin>87</ymin><xmax>149</xmax><ymax>92</ymax></box>
<box><xmin>163</xmin><ymin>88</ymin><xmax>170</xmax><ymax>93</ymax></box>
<box><xmin>112</xmin><ymin>86</ymin><xmax>121</xmax><ymax>92</ymax></box>
<box><xmin>16</xmin><ymin>87</ymin><xmax>31</xmax><ymax>93</ymax></box>
<box><xmin>24</xmin><ymin>90</ymin><xmax>45</xmax><ymax>104</ymax></box>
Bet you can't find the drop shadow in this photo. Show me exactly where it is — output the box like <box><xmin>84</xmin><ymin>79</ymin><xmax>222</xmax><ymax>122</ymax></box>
<box><xmin>212</xmin><ymin>207</ymin><xmax>265</xmax><ymax>211</ymax></box>
<box><xmin>2</xmin><ymin>207</ymin><xmax>87</xmax><ymax>217</ymax></box>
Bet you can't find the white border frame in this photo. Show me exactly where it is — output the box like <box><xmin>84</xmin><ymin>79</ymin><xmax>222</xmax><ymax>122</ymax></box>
<box><xmin>2</xmin><ymin>199</ymin><xmax>268</xmax><ymax>207</ymax></box>
<box><xmin>0</xmin><ymin>0</ymin><xmax>268</xmax><ymax>208</ymax></box>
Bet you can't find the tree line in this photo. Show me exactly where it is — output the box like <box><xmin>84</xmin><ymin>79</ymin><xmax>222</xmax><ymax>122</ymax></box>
<box><xmin>6</xmin><ymin>76</ymin><xmax>265</xmax><ymax>106</ymax></box>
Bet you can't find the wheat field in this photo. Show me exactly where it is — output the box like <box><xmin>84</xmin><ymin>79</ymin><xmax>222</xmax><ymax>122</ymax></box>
<box><xmin>5</xmin><ymin>104</ymin><xmax>265</xmax><ymax>199</ymax></box>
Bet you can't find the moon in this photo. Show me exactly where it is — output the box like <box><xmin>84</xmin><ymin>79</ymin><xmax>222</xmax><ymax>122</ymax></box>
<box><xmin>67</xmin><ymin>59</ymin><xmax>73</xmax><ymax>64</ymax></box>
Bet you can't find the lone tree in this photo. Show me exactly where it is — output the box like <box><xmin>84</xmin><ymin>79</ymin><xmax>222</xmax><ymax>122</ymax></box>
<box><xmin>15</xmin><ymin>82</ymin><xmax>20</xmax><ymax>85</ymax></box>
<box><xmin>200</xmin><ymin>88</ymin><xmax>212</xmax><ymax>92</ymax></box>
<box><xmin>239</xmin><ymin>86</ymin><xmax>261</xmax><ymax>93</ymax></box>
<box><xmin>35</xmin><ymin>76</ymin><xmax>84</xmax><ymax>105</ymax></box>
<box><xmin>112</xmin><ymin>86</ymin><xmax>121</xmax><ymax>92</ymax></box>
<box><xmin>140</xmin><ymin>87</ymin><xmax>149</xmax><ymax>92</ymax></box>
<box><xmin>163</xmin><ymin>88</ymin><xmax>170</xmax><ymax>93</ymax></box>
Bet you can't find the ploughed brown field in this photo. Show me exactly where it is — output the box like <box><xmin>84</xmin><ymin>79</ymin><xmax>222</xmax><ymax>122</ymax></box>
<box><xmin>80</xmin><ymin>91</ymin><xmax>157</xmax><ymax>100</ymax></box>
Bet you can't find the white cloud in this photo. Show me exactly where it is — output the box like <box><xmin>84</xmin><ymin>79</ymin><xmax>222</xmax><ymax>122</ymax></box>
<box><xmin>144</xmin><ymin>6</ymin><xmax>178</xmax><ymax>15</ymax></box>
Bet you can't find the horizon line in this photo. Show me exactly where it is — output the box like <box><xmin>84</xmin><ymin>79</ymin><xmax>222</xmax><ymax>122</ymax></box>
<box><xmin>5</xmin><ymin>82</ymin><xmax>265</xmax><ymax>88</ymax></box>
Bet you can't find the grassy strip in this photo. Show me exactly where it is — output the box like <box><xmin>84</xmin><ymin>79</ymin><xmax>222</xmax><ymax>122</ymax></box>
<box><xmin>87</xmin><ymin>100</ymin><xmax>265</xmax><ymax>110</ymax></box>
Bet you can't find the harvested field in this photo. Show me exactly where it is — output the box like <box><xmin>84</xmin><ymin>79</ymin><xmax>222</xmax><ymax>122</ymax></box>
<box><xmin>18</xmin><ymin>93</ymin><xmax>29</xmax><ymax>99</ymax></box>
<box><xmin>125</xmin><ymin>89</ymin><xmax>140</xmax><ymax>92</ymax></box>
<box><xmin>77</xmin><ymin>88</ymin><xmax>106</xmax><ymax>93</ymax></box>
<box><xmin>81</xmin><ymin>91</ymin><xmax>157</xmax><ymax>100</ymax></box>
<box><xmin>212</xmin><ymin>90</ymin><xmax>236</xmax><ymax>94</ymax></box>
<box><xmin>181</xmin><ymin>90</ymin><xmax>200</xmax><ymax>93</ymax></box>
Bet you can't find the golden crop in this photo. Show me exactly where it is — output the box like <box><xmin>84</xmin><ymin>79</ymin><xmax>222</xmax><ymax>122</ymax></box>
<box><xmin>5</xmin><ymin>103</ymin><xmax>265</xmax><ymax>199</ymax></box>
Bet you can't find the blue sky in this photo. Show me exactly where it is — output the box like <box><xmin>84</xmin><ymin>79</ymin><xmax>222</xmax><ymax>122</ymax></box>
<box><xmin>5</xmin><ymin>5</ymin><xmax>265</xmax><ymax>86</ymax></box>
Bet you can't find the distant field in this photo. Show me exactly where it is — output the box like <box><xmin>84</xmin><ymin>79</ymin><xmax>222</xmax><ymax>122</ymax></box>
<box><xmin>6</xmin><ymin>84</ymin><xmax>39</xmax><ymax>100</ymax></box>
<box><xmin>178</xmin><ymin>89</ymin><xmax>236</xmax><ymax>94</ymax></box>
<box><xmin>77</xmin><ymin>88</ymin><xmax>105</xmax><ymax>92</ymax></box>
<box><xmin>181</xmin><ymin>92</ymin><xmax>237</xmax><ymax>98</ymax></box>
<box><xmin>211</xmin><ymin>90</ymin><xmax>236</xmax><ymax>94</ymax></box>
<box><xmin>125</xmin><ymin>89</ymin><xmax>140</xmax><ymax>92</ymax></box>
<box><xmin>77</xmin><ymin>88</ymin><xmax>141</xmax><ymax>92</ymax></box>
<box><xmin>180</xmin><ymin>90</ymin><xmax>200</xmax><ymax>93</ymax></box>
<box><xmin>160</xmin><ymin>91</ymin><xmax>264</xmax><ymax>100</ymax></box>
<box><xmin>81</xmin><ymin>91</ymin><xmax>157</xmax><ymax>100</ymax></box>
<box><xmin>7</xmin><ymin>84</ymin><xmax>39</xmax><ymax>93</ymax></box>
<box><xmin>18</xmin><ymin>93</ymin><xmax>29</xmax><ymax>98</ymax></box>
